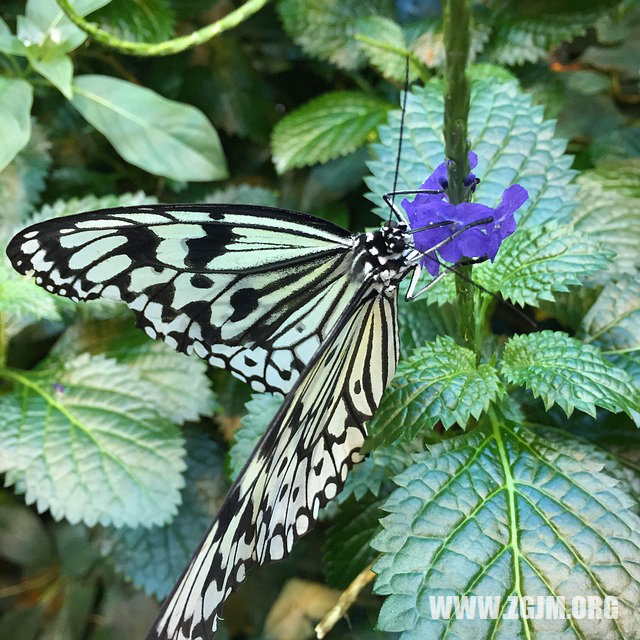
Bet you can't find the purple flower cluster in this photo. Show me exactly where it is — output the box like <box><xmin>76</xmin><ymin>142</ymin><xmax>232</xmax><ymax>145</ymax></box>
<box><xmin>402</xmin><ymin>152</ymin><xmax>528</xmax><ymax>275</ymax></box>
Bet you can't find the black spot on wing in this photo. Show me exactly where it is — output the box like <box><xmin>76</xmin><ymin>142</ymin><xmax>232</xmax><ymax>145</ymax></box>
<box><xmin>190</xmin><ymin>274</ymin><xmax>213</xmax><ymax>289</ymax></box>
<box><xmin>229</xmin><ymin>288</ymin><xmax>259</xmax><ymax>322</ymax></box>
<box><xmin>184</xmin><ymin>225</ymin><xmax>236</xmax><ymax>269</ymax></box>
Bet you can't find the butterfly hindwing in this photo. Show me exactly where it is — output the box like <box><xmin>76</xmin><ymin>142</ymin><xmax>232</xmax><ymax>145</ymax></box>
<box><xmin>6</xmin><ymin>204</ymin><xmax>358</xmax><ymax>394</ymax></box>
<box><xmin>148</xmin><ymin>285</ymin><xmax>399</xmax><ymax>640</ymax></box>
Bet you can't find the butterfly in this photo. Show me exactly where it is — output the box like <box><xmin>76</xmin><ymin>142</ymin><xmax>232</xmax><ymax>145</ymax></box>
<box><xmin>6</xmin><ymin>197</ymin><xmax>490</xmax><ymax>639</ymax></box>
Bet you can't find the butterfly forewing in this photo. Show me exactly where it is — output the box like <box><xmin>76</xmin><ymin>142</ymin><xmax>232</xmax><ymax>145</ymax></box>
<box><xmin>6</xmin><ymin>204</ymin><xmax>358</xmax><ymax>394</ymax></box>
<box><xmin>148</xmin><ymin>285</ymin><xmax>399</xmax><ymax>640</ymax></box>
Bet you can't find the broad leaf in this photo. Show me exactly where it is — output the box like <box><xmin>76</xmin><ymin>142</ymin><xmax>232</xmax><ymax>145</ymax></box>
<box><xmin>341</xmin><ymin>438</ymin><xmax>424</xmax><ymax>502</ymax></box>
<box><xmin>71</xmin><ymin>75</ymin><xmax>228</xmax><ymax>181</ymax></box>
<box><xmin>0</xmin><ymin>77</ymin><xmax>33</xmax><ymax>172</ymax></box>
<box><xmin>475</xmin><ymin>222</ymin><xmax>612</xmax><ymax>306</ymax></box>
<box><xmin>102</xmin><ymin>427</ymin><xmax>227</xmax><ymax>598</ymax></box>
<box><xmin>366</xmin><ymin>78</ymin><xmax>577</xmax><ymax>228</ymax></box>
<box><xmin>582</xmin><ymin>274</ymin><xmax>640</xmax><ymax>354</ymax></box>
<box><xmin>229</xmin><ymin>393</ymin><xmax>282</xmax><ymax>481</ymax></box>
<box><xmin>26</xmin><ymin>52</ymin><xmax>73</xmax><ymax>99</ymax></box>
<box><xmin>372</xmin><ymin>416</ymin><xmax>640</xmax><ymax>639</ymax></box>
<box><xmin>354</xmin><ymin>16</ymin><xmax>426</xmax><ymax>83</ymax></box>
<box><xmin>0</xmin><ymin>262</ymin><xmax>60</xmax><ymax>324</ymax></box>
<box><xmin>501</xmin><ymin>331</ymin><xmax>640</xmax><ymax>423</ymax></box>
<box><xmin>0</xmin><ymin>354</ymin><xmax>186</xmax><ymax>528</ymax></box>
<box><xmin>0</xmin><ymin>17</ymin><xmax>27</xmax><ymax>55</ymax></box>
<box><xmin>323</xmin><ymin>496</ymin><xmax>382</xmax><ymax>588</ymax></box>
<box><xmin>17</xmin><ymin>0</ymin><xmax>111</xmax><ymax>56</ymax></box>
<box><xmin>272</xmin><ymin>91</ymin><xmax>391</xmax><ymax>173</ymax></box>
<box><xmin>574</xmin><ymin>167</ymin><xmax>640</xmax><ymax>275</ymax></box>
<box><xmin>364</xmin><ymin>336</ymin><xmax>503</xmax><ymax>451</ymax></box>
<box><xmin>277</xmin><ymin>0</ymin><xmax>393</xmax><ymax>69</ymax></box>
<box><xmin>90</xmin><ymin>0</ymin><xmax>175</xmax><ymax>43</ymax></box>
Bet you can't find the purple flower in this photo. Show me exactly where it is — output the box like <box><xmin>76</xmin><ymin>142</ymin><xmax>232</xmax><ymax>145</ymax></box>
<box><xmin>402</xmin><ymin>152</ymin><xmax>528</xmax><ymax>275</ymax></box>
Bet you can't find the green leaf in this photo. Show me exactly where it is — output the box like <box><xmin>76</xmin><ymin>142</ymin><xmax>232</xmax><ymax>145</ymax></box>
<box><xmin>354</xmin><ymin>16</ymin><xmax>427</xmax><ymax>83</ymax></box>
<box><xmin>90</xmin><ymin>0</ymin><xmax>175</xmax><ymax>43</ymax></box>
<box><xmin>364</xmin><ymin>337</ymin><xmax>503</xmax><ymax>451</ymax></box>
<box><xmin>229</xmin><ymin>393</ymin><xmax>282</xmax><ymax>481</ymax></box>
<box><xmin>475</xmin><ymin>222</ymin><xmax>612</xmax><ymax>307</ymax></box>
<box><xmin>203</xmin><ymin>183</ymin><xmax>279</xmax><ymax>208</ymax></box>
<box><xmin>538</xmin><ymin>286</ymin><xmax>600</xmax><ymax>332</ymax></box>
<box><xmin>0</xmin><ymin>17</ymin><xmax>28</xmax><ymax>55</ymax></box>
<box><xmin>372</xmin><ymin>416</ymin><xmax>640</xmax><ymax>639</ymax></box>
<box><xmin>340</xmin><ymin>438</ymin><xmax>424</xmax><ymax>503</ymax></box>
<box><xmin>323</xmin><ymin>496</ymin><xmax>382</xmax><ymax>588</ymax></box>
<box><xmin>26</xmin><ymin>52</ymin><xmax>73</xmax><ymax>99</ymax></box>
<box><xmin>0</xmin><ymin>504</ymin><xmax>55</xmax><ymax>571</ymax></box>
<box><xmin>17</xmin><ymin>0</ymin><xmax>112</xmax><ymax>56</ymax></box>
<box><xmin>366</xmin><ymin>78</ymin><xmax>577</xmax><ymax>228</ymax></box>
<box><xmin>71</xmin><ymin>75</ymin><xmax>228</xmax><ymax>182</ymax></box>
<box><xmin>574</xmin><ymin>165</ymin><xmax>640</xmax><ymax>275</ymax></box>
<box><xmin>501</xmin><ymin>330</ymin><xmax>640</xmax><ymax>422</ymax></box>
<box><xmin>582</xmin><ymin>273</ymin><xmax>640</xmax><ymax>354</ymax></box>
<box><xmin>277</xmin><ymin>0</ymin><xmax>393</xmax><ymax>69</ymax></box>
<box><xmin>0</xmin><ymin>354</ymin><xmax>186</xmax><ymax>528</ymax></box>
<box><xmin>0</xmin><ymin>77</ymin><xmax>33</xmax><ymax>172</ymax></box>
<box><xmin>272</xmin><ymin>91</ymin><xmax>391</xmax><ymax>173</ymax></box>
<box><xmin>102</xmin><ymin>427</ymin><xmax>228</xmax><ymax>599</ymax></box>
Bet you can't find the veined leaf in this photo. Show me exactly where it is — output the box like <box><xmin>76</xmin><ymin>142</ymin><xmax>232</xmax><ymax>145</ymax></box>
<box><xmin>0</xmin><ymin>77</ymin><xmax>33</xmax><ymax>172</ymax></box>
<box><xmin>582</xmin><ymin>274</ymin><xmax>640</xmax><ymax>354</ymax></box>
<box><xmin>229</xmin><ymin>393</ymin><xmax>282</xmax><ymax>481</ymax></box>
<box><xmin>364</xmin><ymin>336</ymin><xmax>503</xmax><ymax>451</ymax></box>
<box><xmin>501</xmin><ymin>331</ymin><xmax>640</xmax><ymax>423</ymax></box>
<box><xmin>366</xmin><ymin>78</ymin><xmax>577</xmax><ymax>227</ymax></box>
<box><xmin>272</xmin><ymin>91</ymin><xmax>391</xmax><ymax>173</ymax></box>
<box><xmin>475</xmin><ymin>222</ymin><xmax>612</xmax><ymax>307</ymax></box>
<box><xmin>372</xmin><ymin>415</ymin><xmax>640</xmax><ymax>639</ymax></box>
<box><xmin>203</xmin><ymin>184</ymin><xmax>279</xmax><ymax>208</ymax></box>
<box><xmin>71</xmin><ymin>75</ymin><xmax>228</xmax><ymax>181</ymax></box>
<box><xmin>102</xmin><ymin>427</ymin><xmax>227</xmax><ymax>598</ymax></box>
<box><xmin>277</xmin><ymin>0</ymin><xmax>393</xmax><ymax>69</ymax></box>
<box><xmin>340</xmin><ymin>437</ymin><xmax>424</xmax><ymax>503</ymax></box>
<box><xmin>0</xmin><ymin>262</ymin><xmax>60</xmax><ymax>324</ymax></box>
<box><xmin>0</xmin><ymin>354</ymin><xmax>186</xmax><ymax>528</ymax></box>
<box><xmin>323</xmin><ymin>496</ymin><xmax>382</xmax><ymax>588</ymax></box>
<box><xmin>574</xmin><ymin>168</ymin><xmax>640</xmax><ymax>275</ymax></box>
<box><xmin>354</xmin><ymin>16</ymin><xmax>427</xmax><ymax>83</ymax></box>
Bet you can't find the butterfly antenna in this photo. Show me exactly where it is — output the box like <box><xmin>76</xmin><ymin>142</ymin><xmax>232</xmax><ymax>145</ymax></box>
<box><xmin>388</xmin><ymin>56</ymin><xmax>411</xmax><ymax>225</ymax></box>
<box><xmin>422</xmin><ymin>252</ymin><xmax>538</xmax><ymax>329</ymax></box>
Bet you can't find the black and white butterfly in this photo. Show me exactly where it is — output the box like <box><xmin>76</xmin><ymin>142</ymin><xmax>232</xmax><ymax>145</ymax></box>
<box><xmin>7</xmin><ymin>193</ymin><xmax>489</xmax><ymax>639</ymax></box>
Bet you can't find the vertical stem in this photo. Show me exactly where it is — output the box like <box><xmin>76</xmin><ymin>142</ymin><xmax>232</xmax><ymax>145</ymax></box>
<box><xmin>443</xmin><ymin>0</ymin><xmax>475</xmax><ymax>352</ymax></box>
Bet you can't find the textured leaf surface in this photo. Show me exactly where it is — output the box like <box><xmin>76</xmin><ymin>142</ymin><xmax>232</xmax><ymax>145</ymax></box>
<box><xmin>372</xmin><ymin>416</ymin><xmax>640</xmax><ymax>639</ymax></box>
<box><xmin>71</xmin><ymin>75</ymin><xmax>227</xmax><ymax>181</ymax></box>
<box><xmin>475</xmin><ymin>222</ymin><xmax>612</xmax><ymax>306</ymax></box>
<box><xmin>323</xmin><ymin>496</ymin><xmax>382</xmax><ymax>588</ymax></box>
<box><xmin>0</xmin><ymin>77</ymin><xmax>32</xmax><ymax>172</ymax></box>
<box><xmin>272</xmin><ymin>91</ymin><xmax>391</xmax><ymax>173</ymax></box>
<box><xmin>203</xmin><ymin>183</ymin><xmax>278</xmax><ymax>208</ymax></box>
<box><xmin>277</xmin><ymin>0</ymin><xmax>392</xmax><ymax>69</ymax></box>
<box><xmin>228</xmin><ymin>393</ymin><xmax>282</xmax><ymax>481</ymax></box>
<box><xmin>574</xmin><ymin>168</ymin><xmax>640</xmax><ymax>276</ymax></box>
<box><xmin>501</xmin><ymin>331</ymin><xmax>640</xmax><ymax>422</ymax></box>
<box><xmin>364</xmin><ymin>337</ymin><xmax>503</xmax><ymax>451</ymax></box>
<box><xmin>0</xmin><ymin>354</ymin><xmax>185</xmax><ymax>527</ymax></box>
<box><xmin>366</xmin><ymin>78</ymin><xmax>576</xmax><ymax>228</ymax></box>
<box><xmin>103</xmin><ymin>428</ymin><xmax>227</xmax><ymax>598</ymax></box>
<box><xmin>582</xmin><ymin>274</ymin><xmax>640</xmax><ymax>353</ymax></box>
<box><xmin>341</xmin><ymin>438</ymin><xmax>424</xmax><ymax>502</ymax></box>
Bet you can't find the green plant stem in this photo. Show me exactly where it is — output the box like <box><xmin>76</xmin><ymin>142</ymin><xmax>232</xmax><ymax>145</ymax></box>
<box><xmin>54</xmin><ymin>0</ymin><xmax>270</xmax><ymax>56</ymax></box>
<box><xmin>443</xmin><ymin>0</ymin><xmax>475</xmax><ymax>352</ymax></box>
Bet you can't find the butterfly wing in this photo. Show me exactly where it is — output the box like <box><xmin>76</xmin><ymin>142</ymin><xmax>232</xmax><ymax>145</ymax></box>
<box><xmin>147</xmin><ymin>284</ymin><xmax>399</xmax><ymax>640</ymax></box>
<box><xmin>6</xmin><ymin>204</ymin><xmax>357</xmax><ymax>394</ymax></box>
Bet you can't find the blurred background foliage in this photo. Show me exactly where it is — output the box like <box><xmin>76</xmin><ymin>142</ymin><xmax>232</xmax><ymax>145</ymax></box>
<box><xmin>0</xmin><ymin>0</ymin><xmax>639</xmax><ymax>638</ymax></box>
